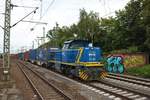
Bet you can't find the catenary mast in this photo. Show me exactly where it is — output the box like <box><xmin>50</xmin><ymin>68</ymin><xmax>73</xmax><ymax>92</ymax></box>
<box><xmin>3</xmin><ymin>0</ymin><xmax>11</xmax><ymax>81</ymax></box>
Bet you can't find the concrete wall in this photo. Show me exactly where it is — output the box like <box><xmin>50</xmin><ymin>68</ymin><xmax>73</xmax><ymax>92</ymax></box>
<box><xmin>105</xmin><ymin>53</ymin><xmax>149</xmax><ymax>68</ymax></box>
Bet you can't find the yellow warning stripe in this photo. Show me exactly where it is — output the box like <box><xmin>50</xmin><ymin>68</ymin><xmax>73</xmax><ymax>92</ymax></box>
<box><xmin>79</xmin><ymin>71</ymin><xmax>89</xmax><ymax>80</ymax></box>
<box><xmin>79</xmin><ymin>71</ymin><xmax>84</xmax><ymax>77</ymax></box>
<box><xmin>100</xmin><ymin>72</ymin><xmax>108</xmax><ymax>79</ymax></box>
<box><xmin>83</xmin><ymin>74</ymin><xmax>88</xmax><ymax>80</ymax></box>
<box><xmin>76</xmin><ymin>48</ymin><xmax>83</xmax><ymax>63</ymax></box>
<box><xmin>81</xmin><ymin>74</ymin><xmax>85</xmax><ymax>79</ymax></box>
<box><xmin>81</xmin><ymin>73</ymin><xmax>86</xmax><ymax>79</ymax></box>
<box><xmin>104</xmin><ymin>72</ymin><xmax>108</xmax><ymax>77</ymax></box>
<box><xmin>82</xmin><ymin>73</ymin><xmax>87</xmax><ymax>80</ymax></box>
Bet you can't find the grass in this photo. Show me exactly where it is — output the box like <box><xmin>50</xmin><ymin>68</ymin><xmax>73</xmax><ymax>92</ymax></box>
<box><xmin>126</xmin><ymin>64</ymin><xmax>150</xmax><ymax>78</ymax></box>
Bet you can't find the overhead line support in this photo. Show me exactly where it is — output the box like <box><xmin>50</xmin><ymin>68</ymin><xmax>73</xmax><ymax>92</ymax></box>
<box><xmin>3</xmin><ymin>0</ymin><xmax>11</xmax><ymax>81</ymax></box>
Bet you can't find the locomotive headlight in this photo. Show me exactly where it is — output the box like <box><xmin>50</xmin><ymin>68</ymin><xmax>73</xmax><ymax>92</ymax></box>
<box><xmin>88</xmin><ymin>43</ymin><xmax>93</xmax><ymax>47</ymax></box>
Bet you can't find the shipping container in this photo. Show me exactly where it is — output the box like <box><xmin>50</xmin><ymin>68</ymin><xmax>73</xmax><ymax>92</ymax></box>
<box><xmin>29</xmin><ymin>49</ymin><xmax>37</xmax><ymax>63</ymax></box>
<box><xmin>24</xmin><ymin>51</ymin><xmax>29</xmax><ymax>61</ymax></box>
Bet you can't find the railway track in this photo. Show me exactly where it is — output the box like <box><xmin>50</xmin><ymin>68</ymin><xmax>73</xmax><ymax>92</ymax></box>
<box><xmin>23</xmin><ymin>61</ymin><xmax>130</xmax><ymax>100</ymax></box>
<box><xmin>108</xmin><ymin>73</ymin><xmax>150</xmax><ymax>87</ymax></box>
<box><xmin>90</xmin><ymin>80</ymin><xmax>150</xmax><ymax>100</ymax></box>
<box><xmin>106</xmin><ymin>73</ymin><xmax>150</xmax><ymax>95</ymax></box>
<box><xmin>87</xmin><ymin>73</ymin><xmax>150</xmax><ymax>100</ymax></box>
<box><xmin>17</xmin><ymin>61</ymin><xmax>150</xmax><ymax>100</ymax></box>
<box><xmin>17</xmin><ymin>61</ymin><xmax>71</xmax><ymax>100</ymax></box>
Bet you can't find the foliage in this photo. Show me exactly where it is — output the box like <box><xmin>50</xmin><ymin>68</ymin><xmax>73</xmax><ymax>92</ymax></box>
<box><xmin>45</xmin><ymin>9</ymin><xmax>102</xmax><ymax>48</ymax></box>
<box><xmin>127</xmin><ymin>64</ymin><xmax>150</xmax><ymax>78</ymax></box>
<box><xmin>46</xmin><ymin>23</ymin><xmax>74</xmax><ymax>48</ymax></box>
<box><xmin>77</xmin><ymin>9</ymin><xmax>101</xmax><ymax>42</ymax></box>
<box><xmin>142</xmin><ymin>0</ymin><xmax>150</xmax><ymax>50</ymax></box>
<box><xmin>109</xmin><ymin>46</ymin><xmax>138</xmax><ymax>54</ymax></box>
<box><xmin>44</xmin><ymin>0</ymin><xmax>150</xmax><ymax>54</ymax></box>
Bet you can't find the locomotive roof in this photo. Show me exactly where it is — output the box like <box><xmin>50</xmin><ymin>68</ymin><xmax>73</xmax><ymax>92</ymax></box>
<box><xmin>64</xmin><ymin>39</ymin><xmax>90</xmax><ymax>44</ymax></box>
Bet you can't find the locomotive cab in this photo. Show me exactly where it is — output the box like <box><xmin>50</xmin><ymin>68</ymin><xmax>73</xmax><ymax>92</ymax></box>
<box><xmin>48</xmin><ymin>39</ymin><xmax>107</xmax><ymax>80</ymax></box>
<box><xmin>63</xmin><ymin>40</ymin><xmax>90</xmax><ymax>49</ymax></box>
<box><xmin>62</xmin><ymin>40</ymin><xmax>103</xmax><ymax>65</ymax></box>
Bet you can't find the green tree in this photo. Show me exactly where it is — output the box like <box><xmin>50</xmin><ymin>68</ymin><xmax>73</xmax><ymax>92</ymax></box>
<box><xmin>142</xmin><ymin>0</ymin><xmax>150</xmax><ymax>51</ymax></box>
<box><xmin>77</xmin><ymin>9</ymin><xmax>101</xmax><ymax>43</ymax></box>
<box><xmin>46</xmin><ymin>23</ymin><xmax>74</xmax><ymax>48</ymax></box>
<box><xmin>45</xmin><ymin>0</ymin><xmax>150</xmax><ymax>53</ymax></box>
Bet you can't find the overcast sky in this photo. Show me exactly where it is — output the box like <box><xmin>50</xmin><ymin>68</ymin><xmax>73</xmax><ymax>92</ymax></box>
<box><xmin>0</xmin><ymin>0</ymin><xmax>130</xmax><ymax>53</ymax></box>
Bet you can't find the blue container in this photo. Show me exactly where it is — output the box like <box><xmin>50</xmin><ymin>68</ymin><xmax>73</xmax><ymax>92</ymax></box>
<box><xmin>49</xmin><ymin>49</ymin><xmax>62</xmax><ymax>62</ymax></box>
<box><xmin>47</xmin><ymin>48</ymin><xmax>51</xmax><ymax>61</ymax></box>
<box><xmin>18</xmin><ymin>53</ymin><xmax>24</xmax><ymax>60</ymax></box>
<box><xmin>37</xmin><ymin>48</ymin><xmax>47</xmax><ymax>62</ymax></box>
<box><xmin>29</xmin><ymin>49</ymin><xmax>37</xmax><ymax>61</ymax></box>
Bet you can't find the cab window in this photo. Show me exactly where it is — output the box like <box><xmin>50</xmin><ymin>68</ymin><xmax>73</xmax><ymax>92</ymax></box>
<box><xmin>62</xmin><ymin>43</ymin><xmax>69</xmax><ymax>49</ymax></box>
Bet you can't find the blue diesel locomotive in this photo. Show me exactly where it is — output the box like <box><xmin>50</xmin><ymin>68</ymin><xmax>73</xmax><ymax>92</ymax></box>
<box><xmin>19</xmin><ymin>39</ymin><xmax>107</xmax><ymax>80</ymax></box>
<box><xmin>48</xmin><ymin>40</ymin><xmax>107</xmax><ymax>80</ymax></box>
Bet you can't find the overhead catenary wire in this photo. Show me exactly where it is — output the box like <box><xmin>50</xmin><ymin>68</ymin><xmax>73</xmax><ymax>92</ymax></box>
<box><xmin>98</xmin><ymin>0</ymin><xmax>113</xmax><ymax>18</ymax></box>
<box><xmin>40</xmin><ymin>0</ymin><xmax>43</xmax><ymax>19</ymax></box>
<box><xmin>0</xmin><ymin>13</ymin><xmax>4</xmax><ymax>28</ymax></box>
<box><xmin>98</xmin><ymin>0</ymin><xmax>107</xmax><ymax>15</ymax></box>
<box><xmin>22</xmin><ymin>20</ymin><xmax>48</xmax><ymax>25</ymax></box>
<box><xmin>17</xmin><ymin>0</ymin><xmax>29</xmax><ymax>26</ymax></box>
<box><xmin>0</xmin><ymin>25</ymin><xmax>4</xmax><ymax>30</ymax></box>
<box><xmin>11</xmin><ymin>7</ymin><xmax>38</xmax><ymax>28</ymax></box>
<box><xmin>40</xmin><ymin>0</ymin><xmax>55</xmax><ymax>20</ymax></box>
<box><xmin>103</xmin><ymin>0</ymin><xmax>107</xmax><ymax>14</ymax></box>
<box><xmin>26</xmin><ymin>12</ymin><xmax>35</xmax><ymax>28</ymax></box>
<box><xmin>11</xmin><ymin>4</ymin><xmax>37</xmax><ymax>9</ymax></box>
<box><xmin>30</xmin><ymin>0</ymin><xmax>55</xmax><ymax>31</ymax></box>
<box><xmin>106</xmin><ymin>0</ymin><xmax>111</xmax><ymax>16</ymax></box>
<box><xmin>15</xmin><ymin>0</ymin><xmax>39</xmax><ymax>50</ymax></box>
<box><xmin>0</xmin><ymin>13</ymin><xmax>5</xmax><ymax>15</ymax></box>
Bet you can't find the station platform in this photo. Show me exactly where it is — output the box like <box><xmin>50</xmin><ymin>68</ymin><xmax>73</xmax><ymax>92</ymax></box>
<box><xmin>0</xmin><ymin>81</ymin><xmax>23</xmax><ymax>100</ymax></box>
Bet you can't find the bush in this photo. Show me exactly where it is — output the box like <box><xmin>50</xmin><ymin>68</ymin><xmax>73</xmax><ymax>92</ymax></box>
<box><xmin>108</xmin><ymin>46</ymin><xmax>138</xmax><ymax>54</ymax></box>
<box><xmin>127</xmin><ymin>64</ymin><xmax>150</xmax><ymax>78</ymax></box>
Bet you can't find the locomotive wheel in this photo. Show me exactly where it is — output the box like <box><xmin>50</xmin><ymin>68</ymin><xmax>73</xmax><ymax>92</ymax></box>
<box><xmin>65</xmin><ymin>67</ymin><xmax>70</xmax><ymax>75</ymax></box>
<box><xmin>42</xmin><ymin>63</ymin><xmax>46</xmax><ymax>67</ymax></box>
<box><xmin>60</xmin><ymin>65</ymin><xmax>66</xmax><ymax>74</ymax></box>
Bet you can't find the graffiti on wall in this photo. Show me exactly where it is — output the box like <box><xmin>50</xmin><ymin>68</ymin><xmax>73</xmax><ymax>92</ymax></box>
<box><xmin>106</xmin><ymin>53</ymin><xmax>147</xmax><ymax>68</ymax></box>
<box><xmin>123</xmin><ymin>55</ymin><xmax>145</xmax><ymax>68</ymax></box>
<box><xmin>106</xmin><ymin>56</ymin><xmax>124</xmax><ymax>73</ymax></box>
<box><xmin>105</xmin><ymin>53</ymin><xmax>148</xmax><ymax>73</ymax></box>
